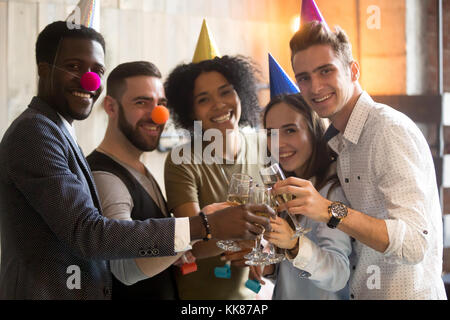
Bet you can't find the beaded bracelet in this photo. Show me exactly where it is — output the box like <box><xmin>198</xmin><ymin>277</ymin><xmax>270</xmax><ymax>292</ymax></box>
<box><xmin>199</xmin><ymin>211</ymin><xmax>212</xmax><ymax>241</ymax></box>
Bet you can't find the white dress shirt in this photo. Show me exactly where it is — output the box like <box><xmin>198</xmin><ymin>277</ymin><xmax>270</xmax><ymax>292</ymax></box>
<box><xmin>58</xmin><ymin>113</ymin><xmax>77</xmax><ymax>143</ymax></box>
<box><xmin>327</xmin><ymin>92</ymin><xmax>447</xmax><ymax>299</ymax></box>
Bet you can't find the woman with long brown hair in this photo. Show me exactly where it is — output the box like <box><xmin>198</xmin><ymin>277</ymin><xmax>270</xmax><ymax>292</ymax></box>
<box><xmin>254</xmin><ymin>93</ymin><xmax>352</xmax><ymax>300</ymax></box>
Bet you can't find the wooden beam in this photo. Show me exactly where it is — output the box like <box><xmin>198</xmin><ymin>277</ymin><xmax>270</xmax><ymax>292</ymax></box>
<box><xmin>445</xmin><ymin>125</ymin><xmax>450</xmax><ymax>155</ymax></box>
<box><xmin>372</xmin><ymin>95</ymin><xmax>442</xmax><ymax>123</ymax></box>
<box><xmin>444</xmin><ymin>247</ymin><xmax>450</xmax><ymax>273</ymax></box>
<box><xmin>434</xmin><ymin>156</ymin><xmax>443</xmax><ymax>190</ymax></box>
<box><xmin>444</xmin><ymin>188</ymin><xmax>450</xmax><ymax>214</ymax></box>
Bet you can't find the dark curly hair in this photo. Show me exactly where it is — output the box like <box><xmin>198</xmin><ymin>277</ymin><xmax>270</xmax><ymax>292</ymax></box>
<box><xmin>164</xmin><ymin>55</ymin><xmax>261</xmax><ymax>132</ymax></box>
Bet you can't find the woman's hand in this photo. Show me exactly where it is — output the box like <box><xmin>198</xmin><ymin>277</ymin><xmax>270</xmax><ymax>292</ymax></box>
<box><xmin>273</xmin><ymin>177</ymin><xmax>332</xmax><ymax>223</ymax></box>
<box><xmin>264</xmin><ymin>216</ymin><xmax>297</xmax><ymax>250</ymax></box>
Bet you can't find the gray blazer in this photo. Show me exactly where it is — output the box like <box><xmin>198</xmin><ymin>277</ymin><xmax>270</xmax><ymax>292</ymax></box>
<box><xmin>0</xmin><ymin>97</ymin><xmax>176</xmax><ymax>299</ymax></box>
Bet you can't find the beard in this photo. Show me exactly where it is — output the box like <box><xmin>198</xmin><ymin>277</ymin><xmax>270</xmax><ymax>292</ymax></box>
<box><xmin>117</xmin><ymin>102</ymin><xmax>159</xmax><ymax>152</ymax></box>
<box><xmin>46</xmin><ymin>67</ymin><xmax>101</xmax><ymax>122</ymax></box>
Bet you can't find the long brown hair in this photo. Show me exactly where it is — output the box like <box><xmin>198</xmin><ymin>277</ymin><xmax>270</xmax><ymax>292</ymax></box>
<box><xmin>263</xmin><ymin>93</ymin><xmax>338</xmax><ymax>193</ymax></box>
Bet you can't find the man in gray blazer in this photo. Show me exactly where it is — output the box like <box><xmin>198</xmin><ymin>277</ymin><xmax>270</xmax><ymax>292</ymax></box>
<box><xmin>0</xmin><ymin>21</ymin><xmax>273</xmax><ymax>300</ymax></box>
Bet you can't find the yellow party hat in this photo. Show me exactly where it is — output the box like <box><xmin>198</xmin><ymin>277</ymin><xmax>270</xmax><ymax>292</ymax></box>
<box><xmin>192</xmin><ymin>19</ymin><xmax>220</xmax><ymax>63</ymax></box>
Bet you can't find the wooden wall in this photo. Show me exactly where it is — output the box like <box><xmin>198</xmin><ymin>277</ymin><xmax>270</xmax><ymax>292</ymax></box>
<box><xmin>0</xmin><ymin>0</ymin><xmax>302</xmax><ymax>190</ymax></box>
<box><xmin>1</xmin><ymin>0</ymin><xmax>449</xmax><ymax>201</ymax></box>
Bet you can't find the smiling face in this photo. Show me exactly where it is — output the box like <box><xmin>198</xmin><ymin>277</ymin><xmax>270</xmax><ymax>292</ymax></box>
<box><xmin>265</xmin><ymin>102</ymin><xmax>313</xmax><ymax>176</ymax></box>
<box><xmin>192</xmin><ymin>71</ymin><xmax>241</xmax><ymax>134</ymax></box>
<box><xmin>116</xmin><ymin>76</ymin><xmax>167</xmax><ymax>152</ymax></box>
<box><xmin>42</xmin><ymin>38</ymin><xmax>105</xmax><ymax>123</ymax></box>
<box><xmin>292</xmin><ymin>44</ymin><xmax>359</xmax><ymax>128</ymax></box>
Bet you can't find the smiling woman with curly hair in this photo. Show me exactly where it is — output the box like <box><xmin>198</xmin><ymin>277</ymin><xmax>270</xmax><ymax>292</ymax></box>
<box><xmin>164</xmin><ymin>55</ymin><xmax>261</xmax><ymax>132</ymax></box>
<box><xmin>164</xmin><ymin>55</ymin><xmax>267</xmax><ymax>300</ymax></box>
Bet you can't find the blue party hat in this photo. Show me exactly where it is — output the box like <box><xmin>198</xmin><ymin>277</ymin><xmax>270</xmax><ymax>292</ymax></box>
<box><xmin>269</xmin><ymin>53</ymin><xmax>299</xmax><ymax>99</ymax></box>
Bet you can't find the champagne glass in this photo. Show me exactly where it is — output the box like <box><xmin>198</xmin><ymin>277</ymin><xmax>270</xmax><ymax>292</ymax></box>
<box><xmin>244</xmin><ymin>185</ymin><xmax>271</xmax><ymax>266</ymax></box>
<box><xmin>216</xmin><ymin>173</ymin><xmax>252</xmax><ymax>252</ymax></box>
<box><xmin>259</xmin><ymin>163</ymin><xmax>311</xmax><ymax>239</ymax></box>
<box><xmin>264</xmin><ymin>189</ymin><xmax>286</xmax><ymax>264</ymax></box>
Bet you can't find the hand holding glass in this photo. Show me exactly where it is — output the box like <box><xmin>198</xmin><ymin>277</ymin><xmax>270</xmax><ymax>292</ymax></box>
<box><xmin>244</xmin><ymin>185</ymin><xmax>271</xmax><ymax>266</ymax></box>
<box><xmin>260</xmin><ymin>163</ymin><xmax>311</xmax><ymax>239</ymax></box>
<box><xmin>216</xmin><ymin>173</ymin><xmax>252</xmax><ymax>252</ymax></box>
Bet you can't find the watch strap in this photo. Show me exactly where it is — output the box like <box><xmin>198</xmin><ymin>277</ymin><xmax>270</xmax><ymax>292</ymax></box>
<box><xmin>327</xmin><ymin>215</ymin><xmax>341</xmax><ymax>229</ymax></box>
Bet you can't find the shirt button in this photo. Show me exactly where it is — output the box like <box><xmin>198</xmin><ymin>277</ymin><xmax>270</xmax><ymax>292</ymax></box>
<box><xmin>345</xmin><ymin>178</ymin><xmax>349</xmax><ymax>183</ymax></box>
<box><xmin>350</xmin><ymin>294</ymin><xmax>355</xmax><ymax>299</ymax></box>
<box><xmin>423</xmin><ymin>230</ymin><xmax>428</xmax><ymax>235</ymax></box>
<box><xmin>352</xmin><ymin>266</ymin><xmax>356</xmax><ymax>270</ymax></box>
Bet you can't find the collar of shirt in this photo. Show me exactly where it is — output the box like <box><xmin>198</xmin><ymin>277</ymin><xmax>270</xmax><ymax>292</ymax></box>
<box><xmin>327</xmin><ymin>91</ymin><xmax>372</xmax><ymax>154</ymax></box>
<box><xmin>57</xmin><ymin>113</ymin><xmax>77</xmax><ymax>144</ymax></box>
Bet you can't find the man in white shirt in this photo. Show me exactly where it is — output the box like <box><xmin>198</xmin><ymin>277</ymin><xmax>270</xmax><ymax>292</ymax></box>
<box><xmin>274</xmin><ymin>21</ymin><xmax>447</xmax><ymax>299</ymax></box>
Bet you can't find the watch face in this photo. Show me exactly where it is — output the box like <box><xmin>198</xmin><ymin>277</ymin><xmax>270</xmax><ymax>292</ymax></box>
<box><xmin>331</xmin><ymin>202</ymin><xmax>348</xmax><ymax>218</ymax></box>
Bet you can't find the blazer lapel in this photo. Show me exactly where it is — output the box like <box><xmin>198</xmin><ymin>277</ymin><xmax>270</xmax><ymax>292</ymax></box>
<box><xmin>59</xmin><ymin>123</ymin><xmax>102</xmax><ymax>211</ymax></box>
<box><xmin>29</xmin><ymin>97</ymin><xmax>102</xmax><ymax>211</ymax></box>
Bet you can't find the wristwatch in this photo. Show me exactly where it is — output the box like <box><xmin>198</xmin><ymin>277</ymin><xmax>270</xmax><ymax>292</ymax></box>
<box><xmin>327</xmin><ymin>201</ymin><xmax>348</xmax><ymax>229</ymax></box>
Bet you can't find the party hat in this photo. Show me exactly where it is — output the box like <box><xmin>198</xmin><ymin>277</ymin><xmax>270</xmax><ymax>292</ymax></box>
<box><xmin>269</xmin><ymin>53</ymin><xmax>299</xmax><ymax>99</ymax></box>
<box><xmin>66</xmin><ymin>0</ymin><xmax>100</xmax><ymax>32</ymax></box>
<box><xmin>192</xmin><ymin>19</ymin><xmax>221</xmax><ymax>63</ymax></box>
<box><xmin>301</xmin><ymin>0</ymin><xmax>329</xmax><ymax>30</ymax></box>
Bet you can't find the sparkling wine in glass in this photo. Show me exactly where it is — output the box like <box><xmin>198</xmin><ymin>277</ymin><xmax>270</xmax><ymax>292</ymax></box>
<box><xmin>260</xmin><ymin>163</ymin><xmax>311</xmax><ymax>239</ymax></box>
<box><xmin>216</xmin><ymin>173</ymin><xmax>252</xmax><ymax>252</ymax></box>
<box><xmin>244</xmin><ymin>185</ymin><xmax>271</xmax><ymax>266</ymax></box>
